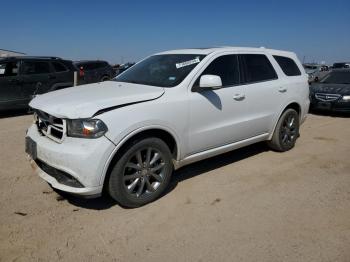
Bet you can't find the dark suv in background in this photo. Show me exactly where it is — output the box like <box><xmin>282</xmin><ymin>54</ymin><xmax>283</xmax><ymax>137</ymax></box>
<box><xmin>0</xmin><ymin>57</ymin><xmax>75</xmax><ymax>111</ymax></box>
<box><xmin>74</xmin><ymin>60</ymin><xmax>116</xmax><ymax>84</ymax></box>
<box><xmin>333</xmin><ymin>62</ymin><xmax>350</xmax><ymax>69</ymax></box>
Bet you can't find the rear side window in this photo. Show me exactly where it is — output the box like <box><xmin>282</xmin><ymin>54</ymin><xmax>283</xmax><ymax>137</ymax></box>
<box><xmin>241</xmin><ymin>54</ymin><xmax>277</xmax><ymax>83</ymax></box>
<box><xmin>196</xmin><ymin>55</ymin><xmax>239</xmax><ymax>87</ymax></box>
<box><xmin>273</xmin><ymin>56</ymin><xmax>301</xmax><ymax>76</ymax></box>
<box><xmin>97</xmin><ymin>62</ymin><xmax>108</xmax><ymax>68</ymax></box>
<box><xmin>76</xmin><ymin>62</ymin><xmax>107</xmax><ymax>70</ymax></box>
<box><xmin>0</xmin><ymin>61</ymin><xmax>19</xmax><ymax>77</ymax></box>
<box><xmin>22</xmin><ymin>61</ymin><xmax>51</xmax><ymax>75</ymax></box>
<box><xmin>52</xmin><ymin>61</ymin><xmax>68</xmax><ymax>72</ymax></box>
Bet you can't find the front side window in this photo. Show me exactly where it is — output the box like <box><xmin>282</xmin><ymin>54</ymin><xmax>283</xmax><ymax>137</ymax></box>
<box><xmin>273</xmin><ymin>55</ymin><xmax>301</xmax><ymax>76</ymax></box>
<box><xmin>0</xmin><ymin>61</ymin><xmax>19</xmax><ymax>77</ymax></box>
<box><xmin>22</xmin><ymin>61</ymin><xmax>51</xmax><ymax>75</ymax></box>
<box><xmin>241</xmin><ymin>54</ymin><xmax>277</xmax><ymax>83</ymax></box>
<box><xmin>194</xmin><ymin>55</ymin><xmax>239</xmax><ymax>87</ymax></box>
<box><xmin>116</xmin><ymin>54</ymin><xmax>206</xmax><ymax>87</ymax></box>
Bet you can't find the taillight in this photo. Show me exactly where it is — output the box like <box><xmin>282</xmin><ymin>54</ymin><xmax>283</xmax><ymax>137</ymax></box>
<box><xmin>79</xmin><ymin>67</ymin><xmax>84</xmax><ymax>77</ymax></box>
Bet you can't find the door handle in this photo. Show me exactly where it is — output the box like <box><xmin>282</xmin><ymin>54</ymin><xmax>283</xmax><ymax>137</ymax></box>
<box><xmin>278</xmin><ymin>87</ymin><xmax>287</xmax><ymax>93</ymax></box>
<box><xmin>233</xmin><ymin>94</ymin><xmax>245</xmax><ymax>101</ymax></box>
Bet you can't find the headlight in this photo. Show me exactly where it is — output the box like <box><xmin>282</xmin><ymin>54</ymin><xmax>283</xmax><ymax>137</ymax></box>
<box><xmin>67</xmin><ymin>119</ymin><xmax>108</xmax><ymax>138</ymax></box>
<box><xmin>341</xmin><ymin>95</ymin><xmax>350</xmax><ymax>101</ymax></box>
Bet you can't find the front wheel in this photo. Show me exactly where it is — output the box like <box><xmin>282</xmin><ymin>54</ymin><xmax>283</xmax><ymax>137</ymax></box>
<box><xmin>108</xmin><ymin>138</ymin><xmax>173</xmax><ymax>207</ymax></box>
<box><xmin>267</xmin><ymin>108</ymin><xmax>300</xmax><ymax>152</ymax></box>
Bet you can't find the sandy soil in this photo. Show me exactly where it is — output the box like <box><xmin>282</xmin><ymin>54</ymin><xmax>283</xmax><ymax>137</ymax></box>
<box><xmin>0</xmin><ymin>112</ymin><xmax>349</xmax><ymax>262</ymax></box>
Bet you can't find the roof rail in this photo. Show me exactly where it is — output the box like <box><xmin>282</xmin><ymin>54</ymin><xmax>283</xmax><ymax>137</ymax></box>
<box><xmin>0</xmin><ymin>56</ymin><xmax>62</xmax><ymax>60</ymax></box>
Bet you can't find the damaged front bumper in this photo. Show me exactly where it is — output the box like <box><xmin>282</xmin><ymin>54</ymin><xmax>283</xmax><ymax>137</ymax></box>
<box><xmin>26</xmin><ymin>123</ymin><xmax>116</xmax><ymax>197</ymax></box>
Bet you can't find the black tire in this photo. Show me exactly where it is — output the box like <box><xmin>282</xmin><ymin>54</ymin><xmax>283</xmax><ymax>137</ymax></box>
<box><xmin>267</xmin><ymin>108</ymin><xmax>300</xmax><ymax>152</ymax></box>
<box><xmin>100</xmin><ymin>75</ymin><xmax>110</xmax><ymax>82</ymax></box>
<box><xmin>108</xmin><ymin>137</ymin><xmax>173</xmax><ymax>208</ymax></box>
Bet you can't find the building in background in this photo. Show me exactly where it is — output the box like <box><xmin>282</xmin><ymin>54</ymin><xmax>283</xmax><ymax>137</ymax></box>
<box><xmin>0</xmin><ymin>49</ymin><xmax>26</xmax><ymax>57</ymax></box>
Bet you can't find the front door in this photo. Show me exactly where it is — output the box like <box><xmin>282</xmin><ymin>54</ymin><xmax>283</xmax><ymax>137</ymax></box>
<box><xmin>188</xmin><ymin>54</ymin><xmax>253</xmax><ymax>155</ymax></box>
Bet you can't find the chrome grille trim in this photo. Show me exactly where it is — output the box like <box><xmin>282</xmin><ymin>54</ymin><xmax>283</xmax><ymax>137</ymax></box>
<box><xmin>315</xmin><ymin>93</ymin><xmax>341</xmax><ymax>102</ymax></box>
<box><xmin>34</xmin><ymin>110</ymin><xmax>66</xmax><ymax>143</ymax></box>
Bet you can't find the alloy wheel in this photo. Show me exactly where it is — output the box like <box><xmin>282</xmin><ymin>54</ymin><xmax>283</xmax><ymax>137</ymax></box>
<box><xmin>123</xmin><ymin>147</ymin><xmax>166</xmax><ymax>198</ymax></box>
<box><xmin>280</xmin><ymin>114</ymin><xmax>297</xmax><ymax>146</ymax></box>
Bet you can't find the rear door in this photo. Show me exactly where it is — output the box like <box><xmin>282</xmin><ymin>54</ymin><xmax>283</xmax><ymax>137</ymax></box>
<box><xmin>238</xmin><ymin>53</ymin><xmax>281</xmax><ymax>134</ymax></box>
<box><xmin>50</xmin><ymin>61</ymin><xmax>74</xmax><ymax>89</ymax></box>
<box><xmin>0</xmin><ymin>60</ymin><xmax>24</xmax><ymax>108</ymax></box>
<box><xmin>21</xmin><ymin>60</ymin><xmax>53</xmax><ymax>100</ymax></box>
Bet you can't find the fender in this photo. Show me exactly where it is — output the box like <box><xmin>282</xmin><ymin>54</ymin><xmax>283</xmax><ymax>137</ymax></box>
<box><xmin>268</xmin><ymin>101</ymin><xmax>302</xmax><ymax>140</ymax></box>
<box><xmin>99</xmin><ymin>124</ymin><xmax>181</xmax><ymax>186</ymax></box>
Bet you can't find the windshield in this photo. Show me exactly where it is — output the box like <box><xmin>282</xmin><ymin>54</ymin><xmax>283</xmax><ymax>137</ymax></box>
<box><xmin>320</xmin><ymin>71</ymin><xmax>350</xmax><ymax>84</ymax></box>
<box><xmin>115</xmin><ymin>54</ymin><xmax>206</xmax><ymax>87</ymax></box>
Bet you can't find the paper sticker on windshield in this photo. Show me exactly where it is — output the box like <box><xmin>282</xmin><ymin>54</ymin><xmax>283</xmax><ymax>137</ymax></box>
<box><xmin>176</xmin><ymin>57</ymin><xmax>200</xmax><ymax>69</ymax></box>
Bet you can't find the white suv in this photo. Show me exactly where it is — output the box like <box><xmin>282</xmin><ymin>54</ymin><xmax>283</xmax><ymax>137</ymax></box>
<box><xmin>26</xmin><ymin>47</ymin><xmax>309</xmax><ymax>207</ymax></box>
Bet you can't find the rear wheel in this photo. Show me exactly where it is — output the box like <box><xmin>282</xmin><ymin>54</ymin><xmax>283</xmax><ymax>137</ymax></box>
<box><xmin>268</xmin><ymin>108</ymin><xmax>299</xmax><ymax>152</ymax></box>
<box><xmin>108</xmin><ymin>137</ymin><xmax>173</xmax><ymax>207</ymax></box>
<box><xmin>100</xmin><ymin>75</ymin><xmax>109</xmax><ymax>82</ymax></box>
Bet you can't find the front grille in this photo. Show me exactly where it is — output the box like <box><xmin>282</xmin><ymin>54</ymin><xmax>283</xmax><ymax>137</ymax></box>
<box><xmin>315</xmin><ymin>93</ymin><xmax>341</xmax><ymax>102</ymax></box>
<box><xmin>34</xmin><ymin>110</ymin><xmax>66</xmax><ymax>143</ymax></box>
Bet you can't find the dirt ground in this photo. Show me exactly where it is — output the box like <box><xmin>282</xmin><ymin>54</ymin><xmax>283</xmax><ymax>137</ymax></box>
<box><xmin>0</xmin><ymin>112</ymin><xmax>349</xmax><ymax>262</ymax></box>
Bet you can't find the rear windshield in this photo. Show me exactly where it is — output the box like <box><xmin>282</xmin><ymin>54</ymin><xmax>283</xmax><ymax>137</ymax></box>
<box><xmin>320</xmin><ymin>71</ymin><xmax>350</xmax><ymax>84</ymax></box>
<box><xmin>116</xmin><ymin>54</ymin><xmax>206</xmax><ymax>87</ymax></box>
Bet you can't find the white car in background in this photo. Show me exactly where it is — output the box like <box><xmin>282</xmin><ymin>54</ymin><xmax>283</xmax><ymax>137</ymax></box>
<box><xmin>26</xmin><ymin>47</ymin><xmax>310</xmax><ymax>207</ymax></box>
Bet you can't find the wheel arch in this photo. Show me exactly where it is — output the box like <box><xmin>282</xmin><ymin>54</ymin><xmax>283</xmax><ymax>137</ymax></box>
<box><xmin>100</xmin><ymin>74</ymin><xmax>110</xmax><ymax>81</ymax></box>
<box><xmin>269</xmin><ymin>102</ymin><xmax>301</xmax><ymax>140</ymax></box>
<box><xmin>100</xmin><ymin>127</ymin><xmax>179</xmax><ymax>190</ymax></box>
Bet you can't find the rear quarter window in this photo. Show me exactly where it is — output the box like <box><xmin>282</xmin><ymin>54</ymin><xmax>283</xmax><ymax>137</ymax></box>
<box><xmin>273</xmin><ymin>55</ymin><xmax>301</xmax><ymax>76</ymax></box>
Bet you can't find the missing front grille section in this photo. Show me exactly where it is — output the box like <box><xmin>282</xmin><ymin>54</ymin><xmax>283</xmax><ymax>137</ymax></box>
<box><xmin>50</xmin><ymin>127</ymin><xmax>63</xmax><ymax>140</ymax></box>
<box><xmin>34</xmin><ymin>110</ymin><xmax>64</xmax><ymax>141</ymax></box>
<box><xmin>35</xmin><ymin>159</ymin><xmax>84</xmax><ymax>188</ymax></box>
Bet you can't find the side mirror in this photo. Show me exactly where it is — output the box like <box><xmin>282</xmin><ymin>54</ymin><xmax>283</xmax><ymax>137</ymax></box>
<box><xmin>199</xmin><ymin>75</ymin><xmax>222</xmax><ymax>90</ymax></box>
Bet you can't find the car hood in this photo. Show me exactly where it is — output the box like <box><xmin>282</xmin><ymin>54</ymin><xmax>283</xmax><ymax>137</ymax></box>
<box><xmin>29</xmin><ymin>81</ymin><xmax>165</xmax><ymax>119</ymax></box>
<box><xmin>310</xmin><ymin>83</ymin><xmax>350</xmax><ymax>95</ymax></box>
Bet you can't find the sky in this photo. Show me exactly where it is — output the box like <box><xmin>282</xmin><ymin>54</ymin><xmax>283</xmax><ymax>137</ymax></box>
<box><xmin>1</xmin><ymin>0</ymin><xmax>350</xmax><ymax>64</ymax></box>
